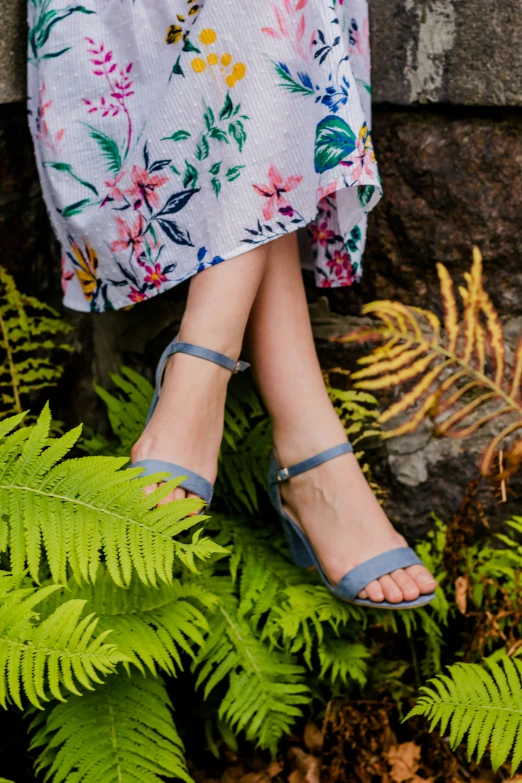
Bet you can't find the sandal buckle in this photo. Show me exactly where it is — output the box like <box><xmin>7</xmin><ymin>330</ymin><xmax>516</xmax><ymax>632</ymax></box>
<box><xmin>277</xmin><ymin>467</ymin><xmax>290</xmax><ymax>482</ymax></box>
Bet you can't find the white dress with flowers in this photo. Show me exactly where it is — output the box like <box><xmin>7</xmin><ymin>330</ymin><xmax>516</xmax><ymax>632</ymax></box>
<box><xmin>28</xmin><ymin>0</ymin><xmax>381</xmax><ymax>312</ymax></box>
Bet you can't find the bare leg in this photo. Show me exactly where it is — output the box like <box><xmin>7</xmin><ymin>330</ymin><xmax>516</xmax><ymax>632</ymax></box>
<box><xmin>131</xmin><ymin>245</ymin><xmax>270</xmax><ymax>503</ymax></box>
<box><xmin>245</xmin><ymin>232</ymin><xmax>437</xmax><ymax>604</ymax></box>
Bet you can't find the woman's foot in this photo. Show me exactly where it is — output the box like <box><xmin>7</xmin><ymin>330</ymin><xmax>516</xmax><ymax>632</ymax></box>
<box><xmin>131</xmin><ymin>349</ymin><xmax>231</xmax><ymax>505</ymax></box>
<box><xmin>275</xmin><ymin>440</ymin><xmax>438</xmax><ymax>604</ymax></box>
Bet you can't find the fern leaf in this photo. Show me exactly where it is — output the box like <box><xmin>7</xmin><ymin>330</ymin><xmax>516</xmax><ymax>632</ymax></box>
<box><xmin>337</xmin><ymin>248</ymin><xmax>522</xmax><ymax>478</ymax></box>
<box><xmin>407</xmin><ymin>657</ymin><xmax>522</xmax><ymax>773</ymax></box>
<box><xmin>0</xmin><ymin>574</ymin><xmax>124</xmax><ymax>709</ymax></box>
<box><xmin>437</xmin><ymin>263</ymin><xmax>459</xmax><ymax>353</ymax></box>
<box><xmin>194</xmin><ymin>580</ymin><xmax>310</xmax><ymax>754</ymax></box>
<box><xmin>0</xmin><ymin>407</ymin><xmax>225</xmax><ymax>586</ymax></box>
<box><xmin>31</xmin><ymin>673</ymin><xmax>191</xmax><ymax>783</ymax></box>
<box><xmin>0</xmin><ymin>268</ymin><xmax>72</xmax><ymax>420</ymax></box>
<box><xmin>43</xmin><ymin>566</ymin><xmax>217</xmax><ymax>677</ymax></box>
<box><xmin>318</xmin><ymin>638</ymin><xmax>369</xmax><ymax>685</ymax></box>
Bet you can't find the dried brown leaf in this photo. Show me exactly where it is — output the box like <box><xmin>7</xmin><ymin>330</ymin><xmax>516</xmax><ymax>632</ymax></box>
<box><xmin>386</xmin><ymin>742</ymin><xmax>421</xmax><ymax>782</ymax></box>
<box><xmin>455</xmin><ymin>575</ymin><xmax>468</xmax><ymax>615</ymax></box>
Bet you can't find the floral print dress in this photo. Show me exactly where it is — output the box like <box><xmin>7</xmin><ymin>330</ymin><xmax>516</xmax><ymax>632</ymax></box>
<box><xmin>28</xmin><ymin>0</ymin><xmax>381</xmax><ymax>312</ymax></box>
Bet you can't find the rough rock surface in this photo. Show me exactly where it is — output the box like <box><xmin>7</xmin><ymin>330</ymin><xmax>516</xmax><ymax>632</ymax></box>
<box><xmin>370</xmin><ymin>0</ymin><xmax>522</xmax><ymax>106</ymax></box>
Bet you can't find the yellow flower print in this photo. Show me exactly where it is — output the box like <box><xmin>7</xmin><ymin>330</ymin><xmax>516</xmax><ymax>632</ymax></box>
<box><xmin>199</xmin><ymin>28</ymin><xmax>217</xmax><ymax>45</ymax></box>
<box><xmin>191</xmin><ymin>57</ymin><xmax>207</xmax><ymax>73</ymax></box>
<box><xmin>232</xmin><ymin>62</ymin><xmax>246</xmax><ymax>80</ymax></box>
<box><xmin>191</xmin><ymin>30</ymin><xmax>247</xmax><ymax>90</ymax></box>
<box><xmin>69</xmin><ymin>237</ymin><xmax>98</xmax><ymax>303</ymax></box>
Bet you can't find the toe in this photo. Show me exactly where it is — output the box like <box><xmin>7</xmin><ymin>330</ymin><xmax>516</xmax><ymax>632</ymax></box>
<box><xmin>391</xmin><ymin>569</ymin><xmax>420</xmax><ymax>602</ymax></box>
<box><xmin>158</xmin><ymin>486</ymin><xmax>188</xmax><ymax>506</ymax></box>
<box><xmin>360</xmin><ymin>579</ymin><xmax>385</xmax><ymax>603</ymax></box>
<box><xmin>187</xmin><ymin>491</ymin><xmax>205</xmax><ymax>515</ymax></box>
<box><xmin>406</xmin><ymin>564</ymin><xmax>438</xmax><ymax>594</ymax></box>
<box><xmin>142</xmin><ymin>482</ymin><xmax>159</xmax><ymax>497</ymax></box>
<box><xmin>379</xmin><ymin>574</ymin><xmax>403</xmax><ymax>604</ymax></box>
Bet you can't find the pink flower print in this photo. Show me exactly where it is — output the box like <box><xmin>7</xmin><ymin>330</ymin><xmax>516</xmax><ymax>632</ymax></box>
<box><xmin>253</xmin><ymin>165</ymin><xmax>302</xmax><ymax>221</ymax></box>
<box><xmin>326</xmin><ymin>249</ymin><xmax>355</xmax><ymax>283</ymax></box>
<box><xmin>309</xmin><ymin>220</ymin><xmax>335</xmax><ymax>247</ymax></box>
<box><xmin>128</xmin><ymin>286</ymin><xmax>147</xmax><ymax>304</ymax></box>
<box><xmin>317</xmin><ymin>182</ymin><xmax>339</xmax><ymax>202</ymax></box>
<box><xmin>262</xmin><ymin>1</ymin><xmax>311</xmax><ymax>61</ymax></box>
<box><xmin>34</xmin><ymin>83</ymin><xmax>65</xmax><ymax>156</ymax></box>
<box><xmin>144</xmin><ymin>263</ymin><xmax>168</xmax><ymax>290</ymax></box>
<box><xmin>101</xmin><ymin>170</ymin><xmax>126</xmax><ymax>207</ymax></box>
<box><xmin>60</xmin><ymin>253</ymin><xmax>74</xmax><ymax>294</ymax></box>
<box><xmin>110</xmin><ymin>214</ymin><xmax>147</xmax><ymax>257</ymax></box>
<box><xmin>126</xmin><ymin>165</ymin><xmax>169</xmax><ymax>211</ymax></box>
<box><xmin>347</xmin><ymin>124</ymin><xmax>375</xmax><ymax>182</ymax></box>
<box><xmin>83</xmin><ymin>39</ymin><xmax>135</xmax><ymax>155</ymax></box>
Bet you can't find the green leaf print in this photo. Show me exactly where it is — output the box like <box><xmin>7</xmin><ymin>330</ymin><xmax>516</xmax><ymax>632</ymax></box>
<box><xmin>219</xmin><ymin>93</ymin><xmax>234</xmax><ymax>121</ymax></box>
<box><xmin>162</xmin><ymin>130</ymin><xmax>192</xmax><ymax>142</ymax></box>
<box><xmin>183</xmin><ymin>161</ymin><xmax>199</xmax><ymax>189</ymax></box>
<box><xmin>226</xmin><ymin>165</ymin><xmax>245</xmax><ymax>182</ymax></box>
<box><xmin>209</xmin><ymin>127</ymin><xmax>228</xmax><ymax>143</ymax></box>
<box><xmin>358</xmin><ymin>185</ymin><xmax>376</xmax><ymax>208</ymax></box>
<box><xmin>211</xmin><ymin>178</ymin><xmax>221</xmax><ymax>198</ymax></box>
<box><xmin>314</xmin><ymin>116</ymin><xmax>356</xmax><ymax>174</ymax></box>
<box><xmin>43</xmin><ymin>161</ymin><xmax>99</xmax><ymax>195</ymax></box>
<box><xmin>57</xmin><ymin>198</ymin><xmax>92</xmax><ymax>218</ymax></box>
<box><xmin>229</xmin><ymin>121</ymin><xmax>247</xmax><ymax>153</ymax></box>
<box><xmin>204</xmin><ymin>106</ymin><xmax>215</xmax><ymax>132</ymax></box>
<box><xmin>83</xmin><ymin>124</ymin><xmax>122</xmax><ymax>175</ymax></box>
<box><xmin>209</xmin><ymin>162</ymin><xmax>221</xmax><ymax>175</ymax></box>
<box><xmin>274</xmin><ymin>62</ymin><xmax>315</xmax><ymax>97</ymax></box>
<box><xmin>28</xmin><ymin>2</ymin><xmax>95</xmax><ymax>61</ymax></box>
<box><xmin>195</xmin><ymin>135</ymin><xmax>210</xmax><ymax>161</ymax></box>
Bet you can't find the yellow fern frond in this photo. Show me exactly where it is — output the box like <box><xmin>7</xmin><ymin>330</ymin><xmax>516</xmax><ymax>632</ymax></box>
<box><xmin>437</xmin><ymin>263</ymin><xmax>459</xmax><ymax>353</ymax></box>
<box><xmin>480</xmin><ymin>289</ymin><xmax>505</xmax><ymax>386</ymax></box>
<box><xmin>461</xmin><ymin>247</ymin><xmax>483</xmax><ymax>364</ymax></box>
<box><xmin>379</xmin><ymin>361</ymin><xmax>452</xmax><ymax>426</ymax></box>
<box><xmin>336</xmin><ymin>247</ymin><xmax>522</xmax><ymax>478</ymax></box>
<box><xmin>511</xmin><ymin>337</ymin><xmax>522</xmax><ymax>400</ymax></box>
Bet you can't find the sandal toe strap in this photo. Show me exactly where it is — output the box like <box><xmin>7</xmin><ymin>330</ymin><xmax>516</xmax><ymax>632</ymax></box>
<box><xmin>335</xmin><ymin>547</ymin><xmax>423</xmax><ymax>601</ymax></box>
<box><xmin>131</xmin><ymin>459</ymin><xmax>213</xmax><ymax>507</ymax></box>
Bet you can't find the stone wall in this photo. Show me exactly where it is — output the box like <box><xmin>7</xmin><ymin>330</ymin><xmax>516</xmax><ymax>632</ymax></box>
<box><xmin>1</xmin><ymin>0</ymin><xmax>521</xmax><ymax>531</ymax></box>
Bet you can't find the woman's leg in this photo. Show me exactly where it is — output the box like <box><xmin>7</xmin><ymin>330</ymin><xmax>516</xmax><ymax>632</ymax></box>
<box><xmin>131</xmin><ymin>244</ymin><xmax>270</xmax><ymax>503</ymax></box>
<box><xmin>245</xmin><ymin>232</ymin><xmax>437</xmax><ymax>604</ymax></box>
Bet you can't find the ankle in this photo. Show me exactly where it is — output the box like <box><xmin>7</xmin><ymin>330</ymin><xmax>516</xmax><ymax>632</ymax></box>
<box><xmin>177</xmin><ymin>326</ymin><xmax>243</xmax><ymax>363</ymax></box>
<box><xmin>272</xmin><ymin>414</ymin><xmax>348</xmax><ymax>468</ymax></box>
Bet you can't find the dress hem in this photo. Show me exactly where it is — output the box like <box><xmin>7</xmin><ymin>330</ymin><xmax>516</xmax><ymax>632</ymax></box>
<box><xmin>63</xmin><ymin>174</ymin><xmax>382</xmax><ymax>314</ymax></box>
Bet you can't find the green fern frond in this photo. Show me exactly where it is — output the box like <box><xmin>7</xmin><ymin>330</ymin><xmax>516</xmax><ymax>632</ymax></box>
<box><xmin>0</xmin><ymin>267</ymin><xmax>72</xmax><ymax>419</ymax></box>
<box><xmin>43</xmin><ymin>566</ymin><xmax>218</xmax><ymax>677</ymax></box>
<box><xmin>0</xmin><ymin>405</ymin><xmax>225</xmax><ymax>586</ymax></box>
<box><xmin>93</xmin><ymin>367</ymin><xmax>154</xmax><ymax>455</ymax></box>
<box><xmin>31</xmin><ymin>673</ymin><xmax>191</xmax><ymax>783</ymax></box>
<box><xmin>407</xmin><ymin>657</ymin><xmax>522</xmax><ymax>772</ymax></box>
<box><xmin>194</xmin><ymin>577</ymin><xmax>310</xmax><ymax>754</ymax></box>
<box><xmin>0</xmin><ymin>572</ymin><xmax>124</xmax><ymax>709</ymax></box>
<box><xmin>318</xmin><ymin>638</ymin><xmax>369</xmax><ymax>686</ymax></box>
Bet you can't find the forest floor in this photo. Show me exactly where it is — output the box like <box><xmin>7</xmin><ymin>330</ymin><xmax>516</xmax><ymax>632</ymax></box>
<box><xmin>190</xmin><ymin>702</ymin><xmax>518</xmax><ymax>783</ymax></box>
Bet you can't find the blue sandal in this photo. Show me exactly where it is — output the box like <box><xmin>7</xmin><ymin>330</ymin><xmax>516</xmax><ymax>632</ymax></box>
<box><xmin>131</xmin><ymin>337</ymin><xmax>249</xmax><ymax>507</ymax></box>
<box><xmin>268</xmin><ymin>443</ymin><xmax>436</xmax><ymax>610</ymax></box>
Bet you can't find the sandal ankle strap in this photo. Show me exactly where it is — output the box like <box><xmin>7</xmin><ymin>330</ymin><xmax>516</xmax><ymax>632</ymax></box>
<box><xmin>156</xmin><ymin>337</ymin><xmax>249</xmax><ymax>389</ymax></box>
<box><xmin>270</xmin><ymin>442</ymin><xmax>353</xmax><ymax>484</ymax></box>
